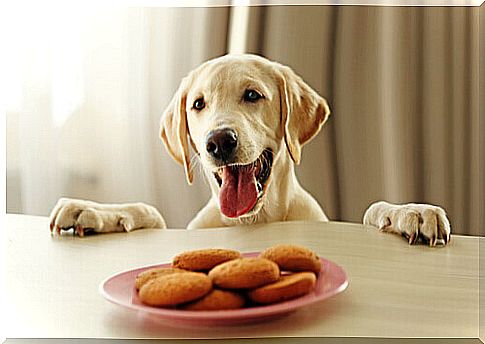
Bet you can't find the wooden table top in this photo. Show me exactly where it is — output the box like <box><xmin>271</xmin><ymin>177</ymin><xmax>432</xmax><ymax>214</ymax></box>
<box><xmin>4</xmin><ymin>214</ymin><xmax>479</xmax><ymax>339</ymax></box>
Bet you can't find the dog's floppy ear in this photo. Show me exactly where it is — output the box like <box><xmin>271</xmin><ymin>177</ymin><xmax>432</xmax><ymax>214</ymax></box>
<box><xmin>275</xmin><ymin>64</ymin><xmax>331</xmax><ymax>164</ymax></box>
<box><xmin>160</xmin><ymin>77</ymin><xmax>193</xmax><ymax>185</ymax></box>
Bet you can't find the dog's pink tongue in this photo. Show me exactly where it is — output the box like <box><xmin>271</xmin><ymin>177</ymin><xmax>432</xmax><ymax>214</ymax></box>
<box><xmin>219</xmin><ymin>166</ymin><xmax>257</xmax><ymax>218</ymax></box>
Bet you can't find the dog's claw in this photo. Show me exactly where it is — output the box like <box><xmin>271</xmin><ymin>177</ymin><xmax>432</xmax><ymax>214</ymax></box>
<box><xmin>408</xmin><ymin>232</ymin><xmax>415</xmax><ymax>245</ymax></box>
<box><xmin>442</xmin><ymin>230</ymin><xmax>451</xmax><ymax>245</ymax></box>
<box><xmin>406</xmin><ymin>227</ymin><xmax>420</xmax><ymax>245</ymax></box>
<box><xmin>75</xmin><ymin>225</ymin><xmax>85</xmax><ymax>237</ymax></box>
<box><xmin>56</xmin><ymin>225</ymin><xmax>61</xmax><ymax>235</ymax></box>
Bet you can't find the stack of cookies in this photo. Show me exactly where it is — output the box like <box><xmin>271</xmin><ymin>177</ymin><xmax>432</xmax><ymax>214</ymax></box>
<box><xmin>135</xmin><ymin>244</ymin><xmax>322</xmax><ymax>311</ymax></box>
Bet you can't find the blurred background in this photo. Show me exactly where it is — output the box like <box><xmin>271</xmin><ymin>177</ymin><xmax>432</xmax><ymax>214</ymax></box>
<box><xmin>5</xmin><ymin>5</ymin><xmax>483</xmax><ymax>235</ymax></box>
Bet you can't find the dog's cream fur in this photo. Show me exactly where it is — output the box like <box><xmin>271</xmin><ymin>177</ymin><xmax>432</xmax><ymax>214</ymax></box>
<box><xmin>160</xmin><ymin>54</ymin><xmax>329</xmax><ymax>229</ymax></box>
<box><xmin>49</xmin><ymin>54</ymin><xmax>451</xmax><ymax>245</ymax></box>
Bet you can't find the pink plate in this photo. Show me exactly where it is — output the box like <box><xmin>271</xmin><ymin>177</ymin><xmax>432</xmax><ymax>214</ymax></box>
<box><xmin>99</xmin><ymin>252</ymin><xmax>348</xmax><ymax>327</ymax></box>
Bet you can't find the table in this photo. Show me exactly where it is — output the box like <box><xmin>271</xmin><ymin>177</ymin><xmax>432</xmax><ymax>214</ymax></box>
<box><xmin>4</xmin><ymin>214</ymin><xmax>480</xmax><ymax>340</ymax></box>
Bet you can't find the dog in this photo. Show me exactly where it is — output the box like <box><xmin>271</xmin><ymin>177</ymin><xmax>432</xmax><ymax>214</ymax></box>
<box><xmin>49</xmin><ymin>54</ymin><xmax>451</xmax><ymax>245</ymax></box>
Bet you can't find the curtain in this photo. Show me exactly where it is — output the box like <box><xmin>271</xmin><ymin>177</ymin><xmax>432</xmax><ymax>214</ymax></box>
<box><xmin>257</xmin><ymin>6</ymin><xmax>481</xmax><ymax>235</ymax></box>
<box><xmin>6</xmin><ymin>6</ymin><xmax>482</xmax><ymax>235</ymax></box>
<box><xmin>6</xmin><ymin>7</ymin><xmax>229</xmax><ymax>228</ymax></box>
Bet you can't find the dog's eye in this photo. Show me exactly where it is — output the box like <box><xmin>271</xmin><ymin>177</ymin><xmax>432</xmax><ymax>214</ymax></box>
<box><xmin>243</xmin><ymin>89</ymin><xmax>263</xmax><ymax>103</ymax></box>
<box><xmin>193</xmin><ymin>98</ymin><xmax>205</xmax><ymax>111</ymax></box>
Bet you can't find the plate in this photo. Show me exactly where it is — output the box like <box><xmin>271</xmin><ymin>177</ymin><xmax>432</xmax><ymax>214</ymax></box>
<box><xmin>99</xmin><ymin>252</ymin><xmax>348</xmax><ymax>326</ymax></box>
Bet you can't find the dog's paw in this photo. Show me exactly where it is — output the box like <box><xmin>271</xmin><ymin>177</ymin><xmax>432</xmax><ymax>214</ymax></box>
<box><xmin>363</xmin><ymin>201</ymin><xmax>451</xmax><ymax>246</ymax></box>
<box><xmin>49</xmin><ymin>198</ymin><xmax>111</xmax><ymax>236</ymax></box>
<box><xmin>49</xmin><ymin>198</ymin><xmax>166</xmax><ymax>236</ymax></box>
<box><xmin>49</xmin><ymin>198</ymin><xmax>86</xmax><ymax>236</ymax></box>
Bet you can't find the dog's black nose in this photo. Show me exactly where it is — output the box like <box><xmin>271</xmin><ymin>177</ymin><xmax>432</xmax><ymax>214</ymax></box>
<box><xmin>206</xmin><ymin>128</ymin><xmax>238</xmax><ymax>162</ymax></box>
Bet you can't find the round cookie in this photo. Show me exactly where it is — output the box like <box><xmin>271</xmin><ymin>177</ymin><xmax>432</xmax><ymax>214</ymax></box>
<box><xmin>248</xmin><ymin>272</ymin><xmax>317</xmax><ymax>304</ymax></box>
<box><xmin>259</xmin><ymin>244</ymin><xmax>322</xmax><ymax>274</ymax></box>
<box><xmin>208</xmin><ymin>257</ymin><xmax>280</xmax><ymax>289</ymax></box>
<box><xmin>139</xmin><ymin>271</ymin><xmax>212</xmax><ymax>306</ymax></box>
<box><xmin>172</xmin><ymin>248</ymin><xmax>242</xmax><ymax>271</ymax></box>
<box><xmin>182</xmin><ymin>289</ymin><xmax>246</xmax><ymax>311</ymax></box>
<box><xmin>135</xmin><ymin>267</ymin><xmax>187</xmax><ymax>290</ymax></box>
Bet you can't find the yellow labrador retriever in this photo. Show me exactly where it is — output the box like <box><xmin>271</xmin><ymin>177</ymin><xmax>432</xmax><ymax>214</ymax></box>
<box><xmin>49</xmin><ymin>54</ymin><xmax>451</xmax><ymax>245</ymax></box>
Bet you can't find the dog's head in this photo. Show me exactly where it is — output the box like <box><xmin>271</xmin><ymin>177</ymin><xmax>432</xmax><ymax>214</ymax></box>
<box><xmin>160</xmin><ymin>54</ymin><xmax>330</xmax><ymax>219</ymax></box>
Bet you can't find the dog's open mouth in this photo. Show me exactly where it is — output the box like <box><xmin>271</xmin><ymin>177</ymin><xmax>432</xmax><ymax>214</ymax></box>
<box><xmin>213</xmin><ymin>149</ymin><xmax>273</xmax><ymax>218</ymax></box>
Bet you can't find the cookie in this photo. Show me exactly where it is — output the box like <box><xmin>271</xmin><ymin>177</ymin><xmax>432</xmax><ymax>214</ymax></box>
<box><xmin>172</xmin><ymin>248</ymin><xmax>242</xmax><ymax>271</ymax></box>
<box><xmin>248</xmin><ymin>272</ymin><xmax>317</xmax><ymax>304</ymax></box>
<box><xmin>138</xmin><ymin>271</ymin><xmax>212</xmax><ymax>306</ymax></box>
<box><xmin>208</xmin><ymin>257</ymin><xmax>280</xmax><ymax>289</ymax></box>
<box><xmin>135</xmin><ymin>267</ymin><xmax>187</xmax><ymax>290</ymax></box>
<box><xmin>259</xmin><ymin>244</ymin><xmax>322</xmax><ymax>274</ymax></box>
<box><xmin>182</xmin><ymin>289</ymin><xmax>246</xmax><ymax>311</ymax></box>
